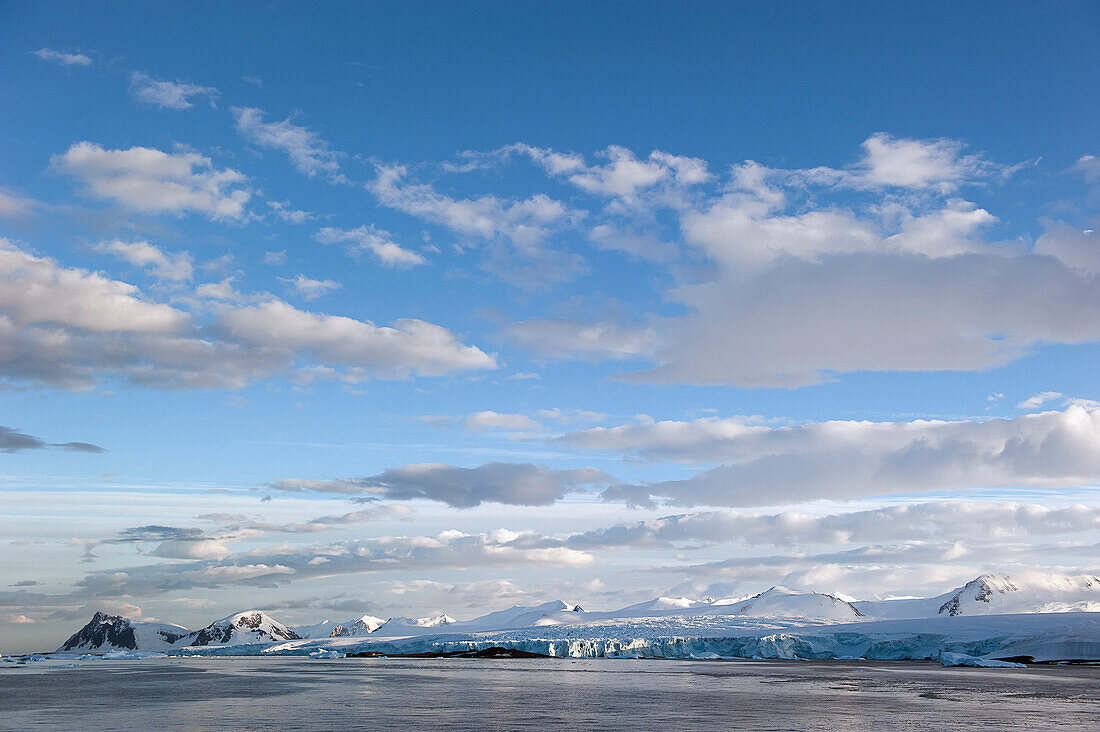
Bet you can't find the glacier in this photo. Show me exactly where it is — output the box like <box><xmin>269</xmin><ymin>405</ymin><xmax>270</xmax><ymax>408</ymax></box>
<box><xmin>38</xmin><ymin>573</ymin><xmax>1100</xmax><ymax>664</ymax></box>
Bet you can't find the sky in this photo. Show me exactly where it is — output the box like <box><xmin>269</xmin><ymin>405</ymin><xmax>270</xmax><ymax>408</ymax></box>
<box><xmin>1</xmin><ymin>1</ymin><xmax>1098</xmax><ymax>652</ymax></box>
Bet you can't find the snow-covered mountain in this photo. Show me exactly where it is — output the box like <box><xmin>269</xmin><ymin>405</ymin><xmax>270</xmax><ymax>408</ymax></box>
<box><xmin>51</xmin><ymin>573</ymin><xmax>1100</xmax><ymax>656</ymax></box>
<box><xmin>329</xmin><ymin>614</ymin><xmax>386</xmax><ymax>637</ymax></box>
<box><xmin>857</xmin><ymin>573</ymin><xmax>1100</xmax><ymax>619</ymax></box>
<box><xmin>709</xmin><ymin>586</ymin><xmax>864</xmax><ymax>620</ymax></box>
<box><xmin>293</xmin><ymin>619</ymin><xmax>337</xmax><ymax>640</ymax></box>
<box><xmin>296</xmin><ymin>614</ymin><xmax>387</xmax><ymax>638</ymax></box>
<box><xmin>57</xmin><ymin>611</ymin><xmax>189</xmax><ymax>652</ymax></box>
<box><xmin>597</xmin><ymin>589</ymin><xmax>862</xmax><ymax>622</ymax></box>
<box><xmin>372</xmin><ymin>613</ymin><xmax>456</xmax><ymax>636</ymax></box>
<box><xmin>461</xmin><ymin>600</ymin><xmax>585</xmax><ymax>631</ymax></box>
<box><xmin>610</xmin><ymin>596</ymin><xmax>711</xmax><ymax>618</ymax></box>
<box><xmin>183</xmin><ymin>611</ymin><xmax>300</xmax><ymax>646</ymax></box>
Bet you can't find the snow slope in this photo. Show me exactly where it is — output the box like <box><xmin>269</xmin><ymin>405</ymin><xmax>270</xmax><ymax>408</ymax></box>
<box><xmin>458</xmin><ymin>601</ymin><xmax>585</xmax><ymax>632</ymax></box>
<box><xmin>181</xmin><ymin>611</ymin><xmax>300</xmax><ymax>647</ymax></box>
<box><xmin>702</xmin><ymin>587</ymin><xmax>863</xmax><ymax>620</ymax></box>
<box><xmin>857</xmin><ymin>573</ymin><xmax>1100</xmax><ymax>619</ymax></box>
<box><xmin>57</xmin><ymin>612</ymin><xmax>189</xmax><ymax>652</ymax></box>
<box><xmin>293</xmin><ymin>620</ymin><xmax>337</xmax><ymax>640</ymax></box>
<box><xmin>372</xmin><ymin>614</ymin><xmax>456</xmax><ymax>637</ymax></box>
<box><xmin>330</xmin><ymin>615</ymin><xmax>387</xmax><ymax>637</ymax></box>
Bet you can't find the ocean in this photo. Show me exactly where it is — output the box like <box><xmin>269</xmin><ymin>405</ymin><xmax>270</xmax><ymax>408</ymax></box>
<box><xmin>1</xmin><ymin>657</ymin><xmax>1097</xmax><ymax>730</ymax></box>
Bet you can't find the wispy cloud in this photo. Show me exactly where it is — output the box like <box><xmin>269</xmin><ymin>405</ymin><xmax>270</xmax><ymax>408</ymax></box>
<box><xmin>32</xmin><ymin>48</ymin><xmax>92</xmax><ymax>67</ymax></box>
<box><xmin>130</xmin><ymin>72</ymin><xmax>219</xmax><ymax>110</ymax></box>
<box><xmin>233</xmin><ymin>107</ymin><xmax>344</xmax><ymax>181</ymax></box>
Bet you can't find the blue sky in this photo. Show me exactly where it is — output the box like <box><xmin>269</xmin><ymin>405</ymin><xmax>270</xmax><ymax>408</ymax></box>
<box><xmin>1</xmin><ymin>1</ymin><xmax>1098</xmax><ymax>651</ymax></box>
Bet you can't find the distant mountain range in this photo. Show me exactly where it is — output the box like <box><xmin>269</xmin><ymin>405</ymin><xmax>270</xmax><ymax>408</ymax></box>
<box><xmin>56</xmin><ymin>573</ymin><xmax>1100</xmax><ymax>654</ymax></box>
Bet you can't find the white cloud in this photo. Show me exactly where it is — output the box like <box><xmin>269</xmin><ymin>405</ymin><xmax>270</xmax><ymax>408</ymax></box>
<box><xmin>587</xmin><ymin>224</ymin><xmax>679</xmax><ymax>262</ymax></box>
<box><xmin>503</xmin><ymin>317</ymin><xmax>656</xmax><ymax>361</ymax></box>
<box><xmin>93</xmin><ymin>240</ymin><xmax>193</xmax><ymax>281</ymax></box>
<box><xmin>32</xmin><ymin>48</ymin><xmax>92</xmax><ymax>66</ymax></box>
<box><xmin>267</xmin><ymin>200</ymin><xmax>313</xmax><ymax>224</ymax></box>
<box><xmin>522</xmin><ymin>144</ymin><xmax>711</xmax><ymax>204</ymax></box>
<box><xmin>218</xmin><ymin>299</ymin><xmax>497</xmax><ymax>378</ymax></box>
<box><xmin>232</xmin><ymin>107</ymin><xmax>342</xmax><ymax>180</ymax></box>
<box><xmin>788</xmin><ymin>133</ymin><xmax>999</xmax><ymax>192</ymax></box>
<box><xmin>627</xmin><ymin>250</ymin><xmax>1100</xmax><ymax>387</ymax></box>
<box><xmin>0</xmin><ymin>238</ymin><xmax>494</xmax><ymax>390</ymax></box>
<box><xmin>1074</xmin><ymin>154</ymin><xmax>1100</xmax><ymax>184</ymax></box>
<box><xmin>0</xmin><ymin>189</ymin><xmax>42</xmax><ymax>218</ymax></box>
<box><xmin>627</xmin><ymin>143</ymin><xmax>1100</xmax><ymax>386</ymax></box>
<box><xmin>573</xmin><ymin>406</ymin><xmax>1100</xmax><ymax>506</ymax></box>
<box><xmin>129</xmin><ymin>72</ymin><xmax>219</xmax><ymax>110</ymax></box>
<box><xmin>53</xmin><ymin>142</ymin><xmax>250</xmax><ymax>220</ymax></box>
<box><xmin>0</xmin><ymin>238</ymin><xmax>187</xmax><ymax>334</ymax></box>
<box><xmin>1017</xmin><ymin>391</ymin><xmax>1065</xmax><ymax>410</ymax></box>
<box><xmin>680</xmin><ymin>173</ymin><xmax>996</xmax><ymax>274</ymax></box>
<box><xmin>315</xmin><ymin>225</ymin><xmax>427</xmax><ymax>267</ymax></box>
<box><xmin>1034</xmin><ymin>222</ymin><xmax>1100</xmax><ymax>275</ymax></box>
<box><xmin>464</xmin><ymin>411</ymin><xmax>542</xmax><ymax>432</ymax></box>
<box><xmin>369</xmin><ymin>161</ymin><xmax>590</xmax><ymax>285</ymax></box>
<box><xmin>278</xmin><ymin>274</ymin><xmax>341</xmax><ymax>301</ymax></box>
<box><xmin>856</xmin><ymin>133</ymin><xmax>995</xmax><ymax>191</ymax></box>
<box><xmin>369</xmin><ymin>163</ymin><xmax>576</xmax><ymax>249</ymax></box>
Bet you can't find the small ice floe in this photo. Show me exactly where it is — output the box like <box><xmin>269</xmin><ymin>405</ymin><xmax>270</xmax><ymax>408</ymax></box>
<box><xmin>309</xmin><ymin>649</ymin><xmax>342</xmax><ymax>659</ymax></box>
<box><xmin>100</xmin><ymin>650</ymin><xmax>168</xmax><ymax>660</ymax></box>
<box><xmin>939</xmin><ymin>652</ymin><xmax>1026</xmax><ymax>668</ymax></box>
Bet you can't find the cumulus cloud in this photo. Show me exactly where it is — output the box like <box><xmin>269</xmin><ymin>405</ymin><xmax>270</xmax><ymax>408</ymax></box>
<box><xmin>452</xmin><ymin>408</ymin><xmax>607</xmax><ymax>434</ymax></box>
<box><xmin>278</xmin><ymin>274</ymin><xmax>341</xmax><ymax>301</ymax></box>
<box><xmin>93</xmin><ymin>240</ymin><xmax>193</xmax><ymax>281</ymax></box>
<box><xmin>518</xmin><ymin>144</ymin><xmax>711</xmax><ymax>205</ymax></box>
<box><xmin>0</xmin><ymin>238</ymin><xmax>188</xmax><ymax>335</ymax></box>
<box><xmin>1075</xmin><ymin>154</ymin><xmax>1100</xmax><ymax>184</ymax></box>
<box><xmin>1034</xmin><ymin>222</ymin><xmax>1100</xmax><ymax>275</ymax></box>
<box><xmin>315</xmin><ymin>226</ymin><xmax>427</xmax><ymax>267</ymax></box>
<box><xmin>441</xmin><ymin>135</ymin><xmax>1100</xmax><ymax>386</ymax></box>
<box><xmin>784</xmin><ymin>133</ymin><xmax>999</xmax><ymax>192</ymax></box>
<box><xmin>32</xmin><ymin>48</ymin><xmax>92</xmax><ymax>66</ymax></box>
<box><xmin>232</xmin><ymin>107</ymin><xmax>342</xmax><ymax>180</ymax></box>
<box><xmin>370</xmin><ymin>165</ymin><xmax>572</xmax><ymax>244</ymax></box>
<box><xmin>129</xmin><ymin>72</ymin><xmax>219</xmax><ymax>110</ymax></box>
<box><xmin>218</xmin><ymin>300</ymin><xmax>496</xmax><ymax>378</ymax></box>
<box><xmin>464</xmin><ymin>411</ymin><xmax>542</xmax><ymax>433</ymax></box>
<box><xmin>270</xmin><ymin>462</ymin><xmax>615</xmax><ymax>508</ymax></box>
<box><xmin>627</xmin><ymin>251</ymin><xmax>1100</xmax><ymax>387</ymax></box>
<box><xmin>369</xmin><ymin>163</ymin><xmax>584</xmax><ymax>286</ymax></box>
<box><xmin>267</xmin><ymin>200</ymin><xmax>313</xmax><ymax>224</ymax></box>
<box><xmin>575</xmin><ymin>406</ymin><xmax>1100</xmax><ymax>506</ymax></box>
<box><xmin>0</xmin><ymin>189</ymin><xmax>43</xmax><ymax>218</ymax></box>
<box><xmin>52</xmin><ymin>142</ymin><xmax>250</xmax><ymax>220</ymax></box>
<box><xmin>503</xmin><ymin>317</ymin><xmax>656</xmax><ymax>362</ymax></box>
<box><xmin>0</xmin><ymin>238</ymin><xmax>494</xmax><ymax>390</ymax></box>
<box><xmin>587</xmin><ymin>224</ymin><xmax>679</xmax><ymax>261</ymax></box>
<box><xmin>0</xmin><ymin>425</ymin><xmax>104</xmax><ymax>453</ymax></box>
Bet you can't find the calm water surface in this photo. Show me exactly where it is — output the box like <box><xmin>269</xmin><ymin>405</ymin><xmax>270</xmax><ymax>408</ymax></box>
<box><xmin>1</xmin><ymin>657</ymin><xmax>1098</xmax><ymax>730</ymax></box>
